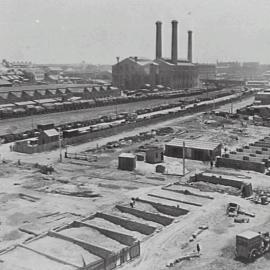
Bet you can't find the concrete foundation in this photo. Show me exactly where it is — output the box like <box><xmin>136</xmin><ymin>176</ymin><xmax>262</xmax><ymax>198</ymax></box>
<box><xmin>191</xmin><ymin>172</ymin><xmax>253</xmax><ymax>197</ymax></box>
<box><xmin>116</xmin><ymin>205</ymin><xmax>174</xmax><ymax>226</ymax></box>
<box><xmin>94</xmin><ymin>212</ymin><xmax>156</xmax><ymax>235</ymax></box>
<box><xmin>147</xmin><ymin>193</ymin><xmax>202</xmax><ymax>207</ymax></box>
<box><xmin>136</xmin><ymin>198</ymin><xmax>189</xmax><ymax>217</ymax></box>
<box><xmin>216</xmin><ymin>156</ymin><xmax>265</xmax><ymax>173</ymax></box>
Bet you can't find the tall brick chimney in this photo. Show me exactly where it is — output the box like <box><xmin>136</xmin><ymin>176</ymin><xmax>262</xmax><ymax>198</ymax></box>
<box><xmin>155</xmin><ymin>21</ymin><xmax>162</xmax><ymax>59</ymax></box>
<box><xmin>188</xmin><ymin>30</ymin><xmax>192</xmax><ymax>63</ymax></box>
<box><xmin>171</xmin><ymin>20</ymin><xmax>178</xmax><ymax>64</ymax></box>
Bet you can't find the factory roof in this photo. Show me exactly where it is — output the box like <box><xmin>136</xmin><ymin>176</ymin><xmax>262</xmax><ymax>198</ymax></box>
<box><xmin>257</xmin><ymin>91</ymin><xmax>270</xmax><ymax>95</ymax></box>
<box><xmin>0</xmin><ymin>103</ymin><xmax>15</xmax><ymax>108</ymax></box>
<box><xmin>166</xmin><ymin>138</ymin><xmax>221</xmax><ymax>151</ymax></box>
<box><xmin>157</xmin><ymin>58</ymin><xmax>195</xmax><ymax>67</ymax></box>
<box><xmin>43</xmin><ymin>129</ymin><xmax>59</xmax><ymax>137</ymax></box>
<box><xmin>237</xmin><ymin>230</ymin><xmax>260</xmax><ymax>240</ymax></box>
<box><xmin>0</xmin><ymin>79</ymin><xmax>12</xmax><ymax>86</ymax></box>
<box><xmin>15</xmin><ymin>101</ymin><xmax>35</xmax><ymax>106</ymax></box>
<box><xmin>252</xmin><ymin>105</ymin><xmax>270</xmax><ymax>109</ymax></box>
<box><xmin>34</xmin><ymin>98</ymin><xmax>58</xmax><ymax>104</ymax></box>
<box><xmin>129</xmin><ymin>57</ymin><xmax>158</xmax><ymax>66</ymax></box>
<box><xmin>0</xmin><ymin>83</ymin><xmax>94</xmax><ymax>93</ymax></box>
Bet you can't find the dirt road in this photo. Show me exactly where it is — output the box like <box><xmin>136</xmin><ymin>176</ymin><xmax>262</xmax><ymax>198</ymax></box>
<box><xmin>0</xmin><ymin>89</ymin><xmax>245</xmax><ymax>136</ymax></box>
<box><xmin>0</xmin><ymin>95</ymin><xmax>254</xmax><ymax>165</ymax></box>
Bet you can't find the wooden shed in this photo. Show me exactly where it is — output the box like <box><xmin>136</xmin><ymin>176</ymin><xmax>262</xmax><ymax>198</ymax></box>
<box><xmin>145</xmin><ymin>146</ymin><xmax>164</xmax><ymax>164</ymax></box>
<box><xmin>118</xmin><ymin>153</ymin><xmax>136</xmax><ymax>171</ymax></box>
<box><xmin>165</xmin><ymin>138</ymin><xmax>222</xmax><ymax>161</ymax></box>
<box><xmin>38</xmin><ymin>129</ymin><xmax>59</xmax><ymax>145</ymax></box>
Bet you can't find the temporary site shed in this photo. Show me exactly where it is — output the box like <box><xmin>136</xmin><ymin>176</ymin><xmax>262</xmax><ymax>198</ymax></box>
<box><xmin>145</xmin><ymin>146</ymin><xmax>164</xmax><ymax>164</ymax></box>
<box><xmin>118</xmin><ymin>153</ymin><xmax>136</xmax><ymax>171</ymax></box>
<box><xmin>165</xmin><ymin>138</ymin><xmax>222</xmax><ymax>161</ymax></box>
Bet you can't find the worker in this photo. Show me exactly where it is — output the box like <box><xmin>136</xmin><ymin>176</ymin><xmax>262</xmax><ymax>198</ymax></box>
<box><xmin>196</xmin><ymin>243</ymin><xmax>201</xmax><ymax>254</ymax></box>
<box><xmin>210</xmin><ymin>160</ymin><xmax>213</xmax><ymax>169</ymax></box>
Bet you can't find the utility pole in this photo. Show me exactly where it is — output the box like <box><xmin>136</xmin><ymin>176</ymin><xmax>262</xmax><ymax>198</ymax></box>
<box><xmin>58</xmin><ymin>127</ymin><xmax>63</xmax><ymax>162</ymax></box>
<box><xmin>182</xmin><ymin>141</ymin><xmax>185</xmax><ymax>175</ymax></box>
<box><xmin>31</xmin><ymin>111</ymin><xmax>34</xmax><ymax>130</ymax></box>
<box><xmin>231</xmin><ymin>102</ymin><xmax>233</xmax><ymax>114</ymax></box>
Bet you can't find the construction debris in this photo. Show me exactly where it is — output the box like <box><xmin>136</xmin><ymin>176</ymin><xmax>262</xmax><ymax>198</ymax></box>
<box><xmin>166</xmin><ymin>252</ymin><xmax>200</xmax><ymax>267</ymax></box>
<box><xmin>18</xmin><ymin>193</ymin><xmax>40</xmax><ymax>202</ymax></box>
<box><xmin>189</xmin><ymin>225</ymin><xmax>209</xmax><ymax>242</ymax></box>
<box><xmin>234</xmin><ymin>217</ymin><xmax>250</xmax><ymax>223</ymax></box>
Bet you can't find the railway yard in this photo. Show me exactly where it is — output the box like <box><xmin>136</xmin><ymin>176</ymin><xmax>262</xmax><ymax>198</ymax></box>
<box><xmin>1</xmin><ymin>87</ymin><xmax>270</xmax><ymax>270</ymax></box>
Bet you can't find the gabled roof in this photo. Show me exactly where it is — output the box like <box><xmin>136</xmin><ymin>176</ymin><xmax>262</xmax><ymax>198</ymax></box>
<box><xmin>237</xmin><ymin>231</ymin><xmax>260</xmax><ymax>240</ymax></box>
<box><xmin>166</xmin><ymin>138</ymin><xmax>221</xmax><ymax>151</ymax></box>
<box><xmin>157</xmin><ymin>58</ymin><xmax>195</xmax><ymax>66</ymax></box>
<box><xmin>43</xmin><ymin>129</ymin><xmax>59</xmax><ymax>137</ymax></box>
<box><xmin>129</xmin><ymin>57</ymin><xmax>158</xmax><ymax>66</ymax></box>
<box><xmin>0</xmin><ymin>79</ymin><xmax>12</xmax><ymax>86</ymax></box>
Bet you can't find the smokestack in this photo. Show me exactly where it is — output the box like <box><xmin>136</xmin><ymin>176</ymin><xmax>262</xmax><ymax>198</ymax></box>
<box><xmin>188</xmin><ymin>30</ymin><xmax>192</xmax><ymax>63</ymax></box>
<box><xmin>155</xmin><ymin>21</ymin><xmax>162</xmax><ymax>59</ymax></box>
<box><xmin>171</xmin><ymin>20</ymin><xmax>178</xmax><ymax>64</ymax></box>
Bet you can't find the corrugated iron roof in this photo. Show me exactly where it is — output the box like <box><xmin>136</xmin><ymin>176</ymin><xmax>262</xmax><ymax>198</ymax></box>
<box><xmin>237</xmin><ymin>231</ymin><xmax>260</xmax><ymax>239</ymax></box>
<box><xmin>166</xmin><ymin>138</ymin><xmax>221</xmax><ymax>151</ymax></box>
<box><xmin>0</xmin><ymin>83</ymin><xmax>95</xmax><ymax>93</ymax></box>
<box><xmin>43</xmin><ymin>129</ymin><xmax>59</xmax><ymax>137</ymax></box>
<box><xmin>34</xmin><ymin>98</ymin><xmax>57</xmax><ymax>104</ymax></box>
<box><xmin>119</xmin><ymin>153</ymin><xmax>135</xmax><ymax>158</ymax></box>
<box><xmin>15</xmin><ymin>101</ymin><xmax>35</xmax><ymax>106</ymax></box>
<box><xmin>0</xmin><ymin>79</ymin><xmax>12</xmax><ymax>86</ymax></box>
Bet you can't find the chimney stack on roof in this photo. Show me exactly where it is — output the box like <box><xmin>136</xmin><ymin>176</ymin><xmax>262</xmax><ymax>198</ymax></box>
<box><xmin>171</xmin><ymin>20</ymin><xmax>178</xmax><ymax>64</ymax></box>
<box><xmin>155</xmin><ymin>21</ymin><xmax>162</xmax><ymax>59</ymax></box>
<box><xmin>187</xmin><ymin>30</ymin><xmax>193</xmax><ymax>63</ymax></box>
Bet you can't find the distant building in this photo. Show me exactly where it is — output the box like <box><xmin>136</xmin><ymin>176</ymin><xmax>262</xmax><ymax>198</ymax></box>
<box><xmin>155</xmin><ymin>58</ymin><xmax>197</xmax><ymax>89</ymax></box>
<box><xmin>24</xmin><ymin>68</ymin><xmax>45</xmax><ymax>82</ymax></box>
<box><xmin>112</xmin><ymin>21</ymin><xmax>198</xmax><ymax>90</ymax></box>
<box><xmin>242</xmin><ymin>62</ymin><xmax>260</xmax><ymax>80</ymax></box>
<box><xmin>216</xmin><ymin>61</ymin><xmax>242</xmax><ymax>80</ymax></box>
<box><xmin>262</xmin><ymin>70</ymin><xmax>270</xmax><ymax>81</ymax></box>
<box><xmin>0</xmin><ymin>79</ymin><xmax>12</xmax><ymax>87</ymax></box>
<box><xmin>112</xmin><ymin>57</ymin><xmax>158</xmax><ymax>90</ymax></box>
<box><xmin>196</xmin><ymin>63</ymin><xmax>216</xmax><ymax>80</ymax></box>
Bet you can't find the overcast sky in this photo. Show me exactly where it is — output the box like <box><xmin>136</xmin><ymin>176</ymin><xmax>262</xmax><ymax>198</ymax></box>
<box><xmin>1</xmin><ymin>0</ymin><xmax>270</xmax><ymax>65</ymax></box>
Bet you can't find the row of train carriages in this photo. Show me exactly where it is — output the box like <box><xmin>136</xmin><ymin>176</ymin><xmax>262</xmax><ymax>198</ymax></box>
<box><xmin>0</xmin><ymin>83</ymin><xmax>121</xmax><ymax>119</ymax></box>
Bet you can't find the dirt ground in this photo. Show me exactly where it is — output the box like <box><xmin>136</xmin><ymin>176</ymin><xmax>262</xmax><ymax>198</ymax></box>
<box><xmin>2</xmin><ymin>95</ymin><xmax>270</xmax><ymax>270</ymax></box>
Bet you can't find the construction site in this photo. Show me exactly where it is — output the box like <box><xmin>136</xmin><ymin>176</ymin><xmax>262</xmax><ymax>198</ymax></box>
<box><xmin>1</xmin><ymin>1</ymin><xmax>270</xmax><ymax>268</ymax></box>
<box><xmin>1</xmin><ymin>85</ymin><xmax>270</xmax><ymax>270</ymax></box>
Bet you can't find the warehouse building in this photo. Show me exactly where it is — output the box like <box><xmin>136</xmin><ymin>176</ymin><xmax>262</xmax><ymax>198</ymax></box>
<box><xmin>165</xmin><ymin>138</ymin><xmax>222</xmax><ymax>161</ymax></box>
<box><xmin>112</xmin><ymin>20</ymin><xmax>198</xmax><ymax>90</ymax></box>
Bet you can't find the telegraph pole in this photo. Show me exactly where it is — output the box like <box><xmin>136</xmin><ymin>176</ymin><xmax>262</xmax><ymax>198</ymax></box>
<box><xmin>58</xmin><ymin>127</ymin><xmax>63</xmax><ymax>162</ymax></box>
<box><xmin>182</xmin><ymin>141</ymin><xmax>185</xmax><ymax>175</ymax></box>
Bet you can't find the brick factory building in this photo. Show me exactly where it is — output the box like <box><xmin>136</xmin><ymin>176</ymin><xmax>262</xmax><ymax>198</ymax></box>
<box><xmin>112</xmin><ymin>20</ymin><xmax>198</xmax><ymax>90</ymax></box>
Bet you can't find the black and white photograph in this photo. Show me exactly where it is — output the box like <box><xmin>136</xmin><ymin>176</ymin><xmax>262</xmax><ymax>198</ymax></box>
<box><xmin>0</xmin><ymin>0</ymin><xmax>270</xmax><ymax>269</ymax></box>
